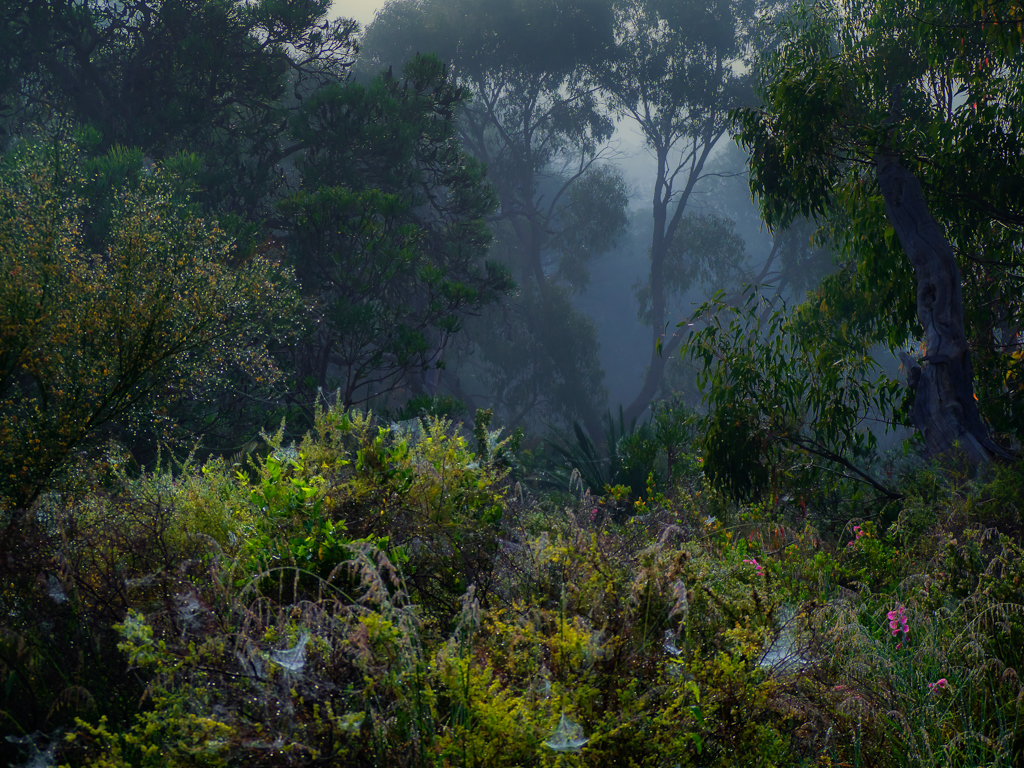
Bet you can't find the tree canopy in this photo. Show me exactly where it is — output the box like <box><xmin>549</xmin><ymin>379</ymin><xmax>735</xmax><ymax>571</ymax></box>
<box><xmin>280</xmin><ymin>55</ymin><xmax>513</xmax><ymax>410</ymax></box>
<box><xmin>361</xmin><ymin>0</ymin><xmax>627</xmax><ymax>432</ymax></box>
<box><xmin>596</xmin><ymin>0</ymin><xmax>762</xmax><ymax>425</ymax></box>
<box><xmin>733</xmin><ymin>0</ymin><xmax>1024</xmax><ymax>463</ymax></box>
<box><xmin>0</xmin><ymin>0</ymin><xmax>357</xmax><ymax>215</ymax></box>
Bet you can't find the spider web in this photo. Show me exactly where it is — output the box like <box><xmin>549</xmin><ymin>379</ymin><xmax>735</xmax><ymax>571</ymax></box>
<box><xmin>544</xmin><ymin>713</ymin><xmax>588</xmax><ymax>752</ymax></box>
<box><xmin>270</xmin><ymin>632</ymin><xmax>310</xmax><ymax>673</ymax></box>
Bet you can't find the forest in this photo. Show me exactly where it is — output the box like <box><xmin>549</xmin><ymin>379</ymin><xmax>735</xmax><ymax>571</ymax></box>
<box><xmin>0</xmin><ymin>0</ymin><xmax>1022</xmax><ymax>765</ymax></box>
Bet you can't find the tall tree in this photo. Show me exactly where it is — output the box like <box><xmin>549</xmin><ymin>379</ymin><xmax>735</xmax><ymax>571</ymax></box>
<box><xmin>361</xmin><ymin>0</ymin><xmax>628</xmax><ymax>431</ymax></box>
<box><xmin>595</xmin><ymin>0</ymin><xmax>760</xmax><ymax>426</ymax></box>
<box><xmin>734</xmin><ymin>0</ymin><xmax>1023</xmax><ymax>464</ymax></box>
<box><xmin>361</xmin><ymin>0</ymin><xmax>618</xmax><ymax>289</ymax></box>
<box><xmin>280</xmin><ymin>55</ymin><xmax>513</xmax><ymax>411</ymax></box>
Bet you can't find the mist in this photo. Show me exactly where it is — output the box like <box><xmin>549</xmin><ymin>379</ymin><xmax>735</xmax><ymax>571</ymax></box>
<box><xmin>353</xmin><ymin>0</ymin><xmax>837</xmax><ymax>435</ymax></box>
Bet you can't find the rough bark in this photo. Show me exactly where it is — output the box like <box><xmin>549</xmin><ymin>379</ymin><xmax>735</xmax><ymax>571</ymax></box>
<box><xmin>875</xmin><ymin>149</ymin><xmax>1011</xmax><ymax>465</ymax></box>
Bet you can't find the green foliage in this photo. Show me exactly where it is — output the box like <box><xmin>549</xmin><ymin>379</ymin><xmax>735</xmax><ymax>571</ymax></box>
<box><xmin>394</xmin><ymin>394</ymin><xmax>468</xmax><ymax>424</ymax></box>
<box><xmin>63</xmin><ymin>612</ymin><xmax>235</xmax><ymax>768</ymax></box>
<box><xmin>0</xmin><ymin>0</ymin><xmax>358</xmax><ymax>214</ymax></box>
<box><xmin>552</xmin><ymin>165</ymin><xmax>631</xmax><ymax>292</ymax></box>
<box><xmin>634</xmin><ymin>212</ymin><xmax>749</xmax><ymax>327</ymax></box>
<box><xmin>811</xmin><ymin>547</ymin><xmax>1024</xmax><ymax>766</ymax></box>
<box><xmin>466</xmin><ymin>282</ymin><xmax>608</xmax><ymax>430</ymax></box>
<box><xmin>651</xmin><ymin>395</ymin><xmax>704</xmax><ymax>481</ymax></box>
<box><xmin>200</xmin><ymin>403</ymin><xmax>514</xmax><ymax>620</ymax></box>
<box><xmin>734</xmin><ymin>0</ymin><xmax>1024</xmax><ymax>445</ymax></box>
<box><xmin>684</xmin><ymin>286</ymin><xmax>904</xmax><ymax>502</ymax></box>
<box><xmin>538</xmin><ymin>400</ymin><xmax>703</xmax><ymax>507</ymax></box>
<box><xmin>361</xmin><ymin>0</ymin><xmax>626</xmax><ymax>430</ymax></box>
<box><xmin>3</xmin><ymin>422</ymin><xmax>1023</xmax><ymax>767</ymax></box>
<box><xmin>538</xmin><ymin>418</ymin><xmax>618</xmax><ymax>499</ymax></box>
<box><xmin>615</xmin><ymin>422</ymin><xmax>661</xmax><ymax>499</ymax></box>
<box><xmin>0</xmin><ymin>140</ymin><xmax>297</xmax><ymax>514</ymax></box>
<box><xmin>281</xmin><ymin>55</ymin><xmax>513</xmax><ymax>410</ymax></box>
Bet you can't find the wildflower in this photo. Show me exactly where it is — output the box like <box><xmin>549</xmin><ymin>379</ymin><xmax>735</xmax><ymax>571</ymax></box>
<box><xmin>927</xmin><ymin>678</ymin><xmax>949</xmax><ymax>694</ymax></box>
<box><xmin>887</xmin><ymin>604</ymin><xmax>909</xmax><ymax>636</ymax></box>
<box><xmin>743</xmin><ymin>558</ymin><xmax>764</xmax><ymax>575</ymax></box>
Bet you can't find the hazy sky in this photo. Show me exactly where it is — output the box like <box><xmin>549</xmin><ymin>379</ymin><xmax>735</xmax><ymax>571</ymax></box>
<box><xmin>332</xmin><ymin>0</ymin><xmax>385</xmax><ymax>29</ymax></box>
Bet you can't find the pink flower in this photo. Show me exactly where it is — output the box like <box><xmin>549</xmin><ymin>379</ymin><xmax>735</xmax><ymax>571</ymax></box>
<box><xmin>743</xmin><ymin>558</ymin><xmax>764</xmax><ymax>574</ymax></box>
<box><xmin>887</xmin><ymin>604</ymin><xmax>909</xmax><ymax>636</ymax></box>
<box><xmin>847</xmin><ymin>526</ymin><xmax>868</xmax><ymax>549</ymax></box>
<box><xmin>928</xmin><ymin>678</ymin><xmax>949</xmax><ymax>694</ymax></box>
<box><xmin>843</xmin><ymin>528</ymin><xmax>868</xmax><ymax>548</ymax></box>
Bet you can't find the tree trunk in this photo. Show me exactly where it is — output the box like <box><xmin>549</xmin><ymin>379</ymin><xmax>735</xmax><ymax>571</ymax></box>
<box><xmin>875</xmin><ymin>149</ymin><xmax>1010</xmax><ymax>465</ymax></box>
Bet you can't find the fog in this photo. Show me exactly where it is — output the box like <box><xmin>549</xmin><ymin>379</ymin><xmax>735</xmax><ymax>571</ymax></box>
<box><xmin>341</xmin><ymin>0</ymin><xmax>842</xmax><ymax>436</ymax></box>
<box><xmin>330</xmin><ymin>0</ymin><xmax>384</xmax><ymax>29</ymax></box>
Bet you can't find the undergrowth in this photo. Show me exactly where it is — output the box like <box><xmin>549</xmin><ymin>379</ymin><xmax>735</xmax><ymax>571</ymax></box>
<box><xmin>0</xmin><ymin>401</ymin><xmax>1022</xmax><ymax>767</ymax></box>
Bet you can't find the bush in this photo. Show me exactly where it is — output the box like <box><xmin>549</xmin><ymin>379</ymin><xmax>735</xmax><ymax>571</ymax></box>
<box><xmin>0</xmin><ymin>139</ymin><xmax>297</xmax><ymax>517</ymax></box>
<box><xmin>4</xmin><ymin>403</ymin><xmax>1024</xmax><ymax>768</ymax></box>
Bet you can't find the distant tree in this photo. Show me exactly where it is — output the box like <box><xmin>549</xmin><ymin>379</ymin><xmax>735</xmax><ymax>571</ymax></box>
<box><xmin>595</xmin><ymin>0</ymin><xmax>761</xmax><ymax>425</ymax></box>
<box><xmin>634</xmin><ymin>211</ymin><xmax>747</xmax><ymax>329</ymax></box>
<box><xmin>0</xmin><ymin>141</ymin><xmax>297</xmax><ymax>522</ymax></box>
<box><xmin>279</xmin><ymin>55</ymin><xmax>513</xmax><ymax>411</ymax></box>
<box><xmin>361</xmin><ymin>0</ymin><xmax>628</xmax><ymax>432</ymax></box>
<box><xmin>360</xmin><ymin>0</ymin><xmax>619</xmax><ymax>289</ymax></box>
<box><xmin>457</xmin><ymin>165</ymin><xmax>626</xmax><ymax>432</ymax></box>
<box><xmin>695</xmin><ymin>141</ymin><xmax>836</xmax><ymax>304</ymax></box>
<box><xmin>458</xmin><ymin>283</ymin><xmax>606</xmax><ymax>430</ymax></box>
<box><xmin>0</xmin><ymin>0</ymin><xmax>357</xmax><ymax>216</ymax></box>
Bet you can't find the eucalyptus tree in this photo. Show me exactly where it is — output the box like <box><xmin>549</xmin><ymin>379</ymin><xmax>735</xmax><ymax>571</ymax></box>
<box><xmin>734</xmin><ymin>0</ymin><xmax>1024</xmax><ymax>464</ymax></box>
<box><xmin>361</xmin><ymin>0</ymin><xmax>628</xmax><ymax>432</ymax></box>
<box><xmin>595</xmin><ymin>0</ymin><xmax>762</xmax><ymax>426</ymax></box>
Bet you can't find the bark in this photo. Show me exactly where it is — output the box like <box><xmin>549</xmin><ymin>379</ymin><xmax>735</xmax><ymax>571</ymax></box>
<box><xmin>875</xmin><ymin>149</ymin><xmax>1011</xmax><ymax>465</ymax></box>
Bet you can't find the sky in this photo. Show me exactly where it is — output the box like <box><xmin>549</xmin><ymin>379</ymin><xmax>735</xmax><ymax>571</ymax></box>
<box><xmin>331</xmin><ymin>0</ymin><xmax>385</xmax><ymax>29</ymax></box>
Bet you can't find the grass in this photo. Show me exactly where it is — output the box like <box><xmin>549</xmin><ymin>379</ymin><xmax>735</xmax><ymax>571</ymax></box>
<box><xmin>0</xmin><ymin>402</ymin><xmax>1022</xmax><ymax>767</ymax></box>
